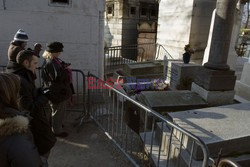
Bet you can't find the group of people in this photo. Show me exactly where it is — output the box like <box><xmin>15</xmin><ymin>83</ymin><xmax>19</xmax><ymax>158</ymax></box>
<box><xmin>0</xmin><ymin>29</ymin><xmax>73</xmax><ymax>167</ymax></box>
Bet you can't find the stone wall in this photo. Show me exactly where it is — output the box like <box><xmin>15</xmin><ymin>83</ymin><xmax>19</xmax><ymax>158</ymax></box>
<box><xmin>157</xmin><ymin>0</ymin><xmax>194</xmax><ymax>60</ymax></box>
<box><xmin>156</xmin><ymin>0</ymin><xmax>216</xmax><ymax>63</ymax></box>
<box><xmin>0</xmin><ymin>0</ymin><xmax>105</xmax><ymax>77</ymax></box>
<box><xmin>104</xmin><ymin>0</ymin><xmax>158</xmax><ymax>47</ymax></box>
<box><xmin>189</xmin><ymin>0</ymin><xmax>216</xmax><ymax>63</ymax></box>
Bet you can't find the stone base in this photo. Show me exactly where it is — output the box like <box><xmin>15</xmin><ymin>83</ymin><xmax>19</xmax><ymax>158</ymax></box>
<box><xmin>235</xmin><ymin>80</ymin><xmax>250</xmax><ymax>101</ymax></box>
<box><xmin>194</xmin><ymin>67</ymin><xmax>236</xmax><ymax>91</ymax></box>
<box><xmin>191</xmin><ymin>82</ymin><xmax>235</xmax><ymax>106</ymax></box>
<box><xmin>170</xmin><ymin>63</ymin><xmax>201</xmax><ymax>90</ymax></box>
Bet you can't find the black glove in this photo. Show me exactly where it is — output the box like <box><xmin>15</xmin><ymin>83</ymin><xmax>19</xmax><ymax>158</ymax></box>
<box><xmin>38</xmin><ymin>88</ymin><xmax>51</xmax><ymax>98</ymax></box>
<box><xmin>41</xmin><ymin>87</ymin><xmax>59</xmax><ymax>103</ymax></box>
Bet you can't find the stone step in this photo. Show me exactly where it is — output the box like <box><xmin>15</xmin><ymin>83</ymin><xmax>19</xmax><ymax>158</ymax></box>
<box><xmin>139</xmin><ymin>132</ymin><xmax>203</xmax><ymax>167</ymax></box>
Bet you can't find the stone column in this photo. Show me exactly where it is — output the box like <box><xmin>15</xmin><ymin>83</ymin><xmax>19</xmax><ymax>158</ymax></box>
<box><xmin>204</xmin><ymin>0</ymin><xmax>237</xmax><ymax>70</ymax></box>
<box><xmin>192</xmin><ymin>0</ymin><xmax>238</xmax><ymax>106</ymax></box>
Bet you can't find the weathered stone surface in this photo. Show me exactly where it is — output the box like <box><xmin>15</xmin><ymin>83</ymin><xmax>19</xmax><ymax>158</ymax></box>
<box><xmin>194</xmin><ymin>67</ymin><xmax>236</xmax><ymax>91</ymax></box>
<box><xmin>124</xmin><ymin>61</ymin><xmax>163</xmax><ymax>76</ymax></box>
<box><xmin>191</xmin><ymin>82</ymin><xmax>235</xmax><ymax>106</ymax></box>
<box><xmin>235</xmin><ymin>62</ymin><xmax>250</xmax><ymax>101</ymax></box>
<box><xmin>203</xmin><ymin>0</ymin><xmax>237</xmax><ymax>70</ymax></box>
<box><xmin>170</xmin><ymin>63</ymin><xmax>201</xmax><ymax>90</ymax></box>
<box><xmin>235</xmin><ymin>81</ymin><xmax>250</xmax><ymax>101</ymax></box>
<box><xmin>137</xmin><ymin>90</ymin><xmax>207</xmax><ymax>112</ymax></box>
<box><xmin>168</xmin><ymin>103</ymin><xmax>250</xmax><ymax>159</ymax></box>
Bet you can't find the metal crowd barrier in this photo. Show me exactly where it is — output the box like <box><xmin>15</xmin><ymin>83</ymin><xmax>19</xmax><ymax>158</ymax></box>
<box><xmin>0</xmin><ymin>65</ymin><xmax>6</xmax><ymax>72</ymax></box>
<box><xmin>1</xmin><ymin>65</ymin><xmax>87</xmax><ymax>130</ymax></box>
<box><xmin>87</xmin><ymin>72</ymin><xmax>210</xmax><ymax>167</ymax></box>
<box><xmin>218</xmin><ymin>159</ymin><xmax>242</xmax><ymax>167</ymax></box>
<box><xmin>68</xmin><ymin>69</ymin><xmax>88</xmax><ymax>130</ymax></box>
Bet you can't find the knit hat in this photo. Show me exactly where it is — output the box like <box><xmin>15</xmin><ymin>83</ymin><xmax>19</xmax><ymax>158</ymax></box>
<box><xmin>46</xmin><ymin>42</ymin><xmax>64</xmax><ymax>53</ymax></box>
<box><xmin>14</xmin><ymin>29</ymin><xmax>29</xmax><ymax>42</ymax></box>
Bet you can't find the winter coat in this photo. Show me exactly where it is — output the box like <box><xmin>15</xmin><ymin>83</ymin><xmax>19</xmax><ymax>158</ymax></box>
<box><xmin>7</xmin><ymin>67</ymin><xmax>57</xmax><ymax>155</ymax></box>
<box><xmin>41</xmin><ymin>58</ymin><xmax>72</xmax><ymax>103</ymax></box>
<box><xmin>6</xmin><ymin>61</ymin><xmax>23</xmax><ymax>74</ymax></box>
<box><xmin>0</xmin><ymin>107</ymin><xmax>42</xmax><ymax>167</ymax></box>
<box><xmin>7</xmin><ymin>41</ymin><xmax>25</xmax><ymax>62</ymax></box>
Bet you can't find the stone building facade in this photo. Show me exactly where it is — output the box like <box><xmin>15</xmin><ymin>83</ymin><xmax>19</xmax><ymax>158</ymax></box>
<box><xmin>0</xmin><ymin>0</ymin><xmax>105</xmax><ymax>77</ymax></box>
<box><xmin>104</xmin><ymin>0</ymin><xmax>158</xmax><ymax>47</ymax></box>
<box><xmin>105</xmin><ymin>0</ymin><xmax>218</xmax><ymax>63</ymax></box>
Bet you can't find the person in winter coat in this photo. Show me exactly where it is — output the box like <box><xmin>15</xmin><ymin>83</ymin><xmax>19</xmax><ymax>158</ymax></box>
<box><xmin>7</xmin><ymin>29</ymin><xmax>43</xmax><ymax>70</ymax></box>
<box><xmin>7</xmin><ymin>29</ymin><xmax>28</xmax><ymax>62</ymax></box>
<box><xmin>7</xmin><ymin>50</ymin><xmax>57</xmax><ymax>162</ymax></box>
<box><xmin>42</xmin><ymin>42</ymin><xmax>72</xmax><ymax>138</ymax></box>
<box><xmin>0</xmin><ymin>73</ymin><xmax>42</xmax><ymax>167</ymax></box>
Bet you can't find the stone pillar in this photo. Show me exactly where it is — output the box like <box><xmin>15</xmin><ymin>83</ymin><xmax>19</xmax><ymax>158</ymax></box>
<box><xmin>227</xmin><ymin>2</ymin><xmax>244</xmax><ymax>71</ymax></box>
<box><xmin>204</xmin><ymin>0</ymin><xmax>237</xmax><ymax>70</ymax></box>
<box><xmin>192</xmin><ymin>0</ymin><xmax>237</xmax><ymax>106</ymax></box>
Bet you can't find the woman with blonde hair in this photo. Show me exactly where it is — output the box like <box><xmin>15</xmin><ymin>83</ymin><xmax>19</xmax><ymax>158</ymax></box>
<box><xmin>41</xmin><ymin>42</ymin><xmax>72</xmax><ymax>138</ymax></box>
<box><xmin>0</xmin><ymin>73</ymin><xmax>42</xmax><ymax>167</ymax></box>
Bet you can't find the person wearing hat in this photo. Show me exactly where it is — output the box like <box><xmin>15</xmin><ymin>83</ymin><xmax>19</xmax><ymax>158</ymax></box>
<box><xmin>41</xmin><ymin>42</ymin><xmax>72</xmax><ymax>138</ymax></box>
<box><xmin>7</xmin><ymin>29</ymin><xmax>28</xmax><ymax>62</ymax></box>
<box><xmin>33</xmin><ymin>43</ymin><xmax>43</xmax><ymax>57</ymax></box>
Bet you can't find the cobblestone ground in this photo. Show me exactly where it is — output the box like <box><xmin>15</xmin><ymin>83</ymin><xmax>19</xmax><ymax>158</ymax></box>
<box><xmin>48</xmin><ymin>112</ymin><xmax>133</xmax><ymax>167</ymax></box>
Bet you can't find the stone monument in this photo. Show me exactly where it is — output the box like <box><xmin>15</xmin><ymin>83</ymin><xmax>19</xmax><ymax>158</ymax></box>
<box><xmin>235</xmin><ymin>59</ymin><xmax>250</xmax><ymax>101</ymax></box>
<box><xmin>192</xmin><ymin>0</ymin><xmax>237</xmax><ymax>106</ymax></box>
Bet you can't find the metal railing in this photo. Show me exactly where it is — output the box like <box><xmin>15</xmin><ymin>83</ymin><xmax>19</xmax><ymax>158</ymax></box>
<box><xmin>156</xmin><ymin>43</ymin><xmax>174</xmax><ymax>60</ymax></box>
<box><xmin>104</xmin><ymin>43</ymin><xmax>174</xmax><ymax>75</ymax></box>
<box><xmin>217</xmin><ymin>159</ymin><xmax>242</xmax><ymax>167</ymax></box>
<box><xmin>87</xmin><ymin>72</ymin><xmax>210</xmax><ymax>167</ymax></box>
<box><xmin>105</xmin><ymin>45</ymin><xmax>144</xmax><ymax>74</ymax></box>
<box><xmin>0</xmin><ymin>65</ymin><xmax>6</xmax><ymax>72</ymax></box>
<box><xmin>1</xmin><ymin>65</ymin><xmax>87</xmax><ymax>130</ymax></box>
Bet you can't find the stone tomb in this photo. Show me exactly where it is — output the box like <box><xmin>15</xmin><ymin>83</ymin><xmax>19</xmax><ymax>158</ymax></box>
<box><xmin>136</xmin><ymin>90</ymin><xmax>208</xmax><ymax>130</ymax></box>
<box><xmin>168</xmin><ymin>103</ymin><xmax>250</xmax><ymax>159</ymax></box>
<box><xmin>123</xmin><ymin>60</ymin><xmax>164</xmax><ymax>79</ymax></box>
<box><xmin>136</xmin><ymin>90</ymin><xmax>207</xmax><ymax>112</ymax></box>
